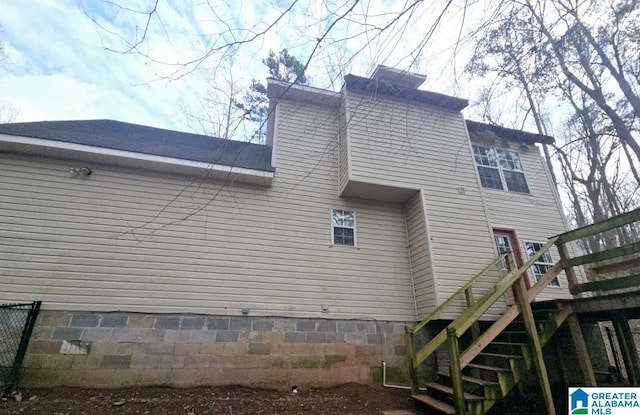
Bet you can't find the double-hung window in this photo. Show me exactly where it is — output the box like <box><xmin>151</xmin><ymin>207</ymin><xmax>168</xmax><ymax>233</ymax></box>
<box><xmin>331</xmin><ymin>209</ymin><xmax>356</xmax><ymax>246</ymax></box>
<box><xmin>473</xmin><ymin>145</ymin><xmax>530</xmax><ymax>193</ymax></box>
<box><xmin>524</xmin><ymin>241</ymin><xmax>560</xmax><ymax>286</ymax></box>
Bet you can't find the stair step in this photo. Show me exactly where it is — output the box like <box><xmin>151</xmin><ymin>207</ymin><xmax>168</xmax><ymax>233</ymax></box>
<box><xmin>488</xmin><ymin>341</ymin><xmax>526</xmax><ymax>347</ymax></box>
<box><xmin>478</xmin><ymin>352</ymin><xmax>523</xmax><ymax>360</ymax></box>
<box><xmin>437</xmin><ymin>371</ymin><xmax>499</xmax><ymax>387</ymax></box>
<box><xmin>425</xmin><ymin>382</ymin><xmax>486</xmax><ymax>401</ymax></box>
<box><xmin>466</xmin><ymin>363</ymin><xmax>513</xmax><ymax>372</ymax></box>
<box><xmin>412</xmin><ymin>394</ymin><xmax>455</xmax><ymax>415</ymax></box>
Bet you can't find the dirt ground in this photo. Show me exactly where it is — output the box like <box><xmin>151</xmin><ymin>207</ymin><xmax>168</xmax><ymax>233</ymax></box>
<box><xmin>0</xmin><ymin>383</ymin><xmax>424</xmax><ymax>415</ymax></box>
<box><xmin>0</xmin><ymin>383</ymin><xmax>551</xmax><ymax>415</ymax></box>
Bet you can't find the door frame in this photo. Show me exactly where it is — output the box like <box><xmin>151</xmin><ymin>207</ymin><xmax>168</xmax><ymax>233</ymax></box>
<box><xmin>492</xmin><ymin>228</ymin><xmax>529</xmax><ymax>304</ymax></box>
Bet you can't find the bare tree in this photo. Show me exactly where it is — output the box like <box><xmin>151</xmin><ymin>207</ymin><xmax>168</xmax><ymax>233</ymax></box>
<box><xmin>92</xmin><ymin>0</ymin><xmax>640</xmax><ymax>234</ymax></box>
<box><xmin>180</xmin><ymin>62</ymin><xmax>246</xmax><ymax>140</ymax></box>
<box><xmin>467</xmin><ymin>0</ymin><xmax>640</xmax><ymax>238</ymax></box>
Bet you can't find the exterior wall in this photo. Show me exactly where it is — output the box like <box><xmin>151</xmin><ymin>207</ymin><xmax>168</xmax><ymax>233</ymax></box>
<box><xmin>338</xmin><ymin>95</ymin><xmax>351</xmax><ymax>195</ymax></box>
<box><xmin>475</xmin><ymin>139</ymin><xmax>575</xmax><ymax>300</ymax></box>
<box><xmin>344</xmin><ymin>91</ymin><xmax>501</xmax><ymax>319</ymax></box>
<box><xmin>23</xmin><ymin>310</ymin><xmax>409</xmax><ymax>389</ymax></box>
<box><xmin>405</xmin><ymin>190</ymin><xmax>434</xmax><ymax>317</ymax></box>
<box><xmin>0</xmin><ymin>99</ymin><xmax>418</xmax><ymax>321</ymax></box>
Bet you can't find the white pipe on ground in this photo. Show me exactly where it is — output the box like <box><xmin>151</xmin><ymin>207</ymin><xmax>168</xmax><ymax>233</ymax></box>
<box><xmin>382</xmin><ymin>361</ymin><xmax>427</xmax><ymax>391</ymax></box>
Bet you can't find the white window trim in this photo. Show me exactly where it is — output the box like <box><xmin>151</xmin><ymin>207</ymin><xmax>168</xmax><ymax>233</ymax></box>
<box><xmin>524</xmin><ymin>240</ymin><xmax>561</xmax><ymax>287</ymax></box>
<box><xmin>330</xmin><ymin>209</ymin><xmax>357</xmax><ymax>247</ymax></box>
<box><xmin>473</xmin><ymin>145</ymin><xmax>531</xmax><ymax>194</ymax></box>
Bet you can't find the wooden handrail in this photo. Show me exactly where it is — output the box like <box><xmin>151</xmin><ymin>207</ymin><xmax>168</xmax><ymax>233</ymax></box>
<box><xmin>449</xmin><ymin>237</ymin><xmax>559</xmax><ymax>337</ymax></box>
<box><xmin>408</xmin><ymin>252</ymin><xmax>508</xmax><ymax>335</ymax></box>
<box><xmin>573</xmin><ymin>273</ymin><xmax>640</xmax><ymax>294</ymax></box>
<box><xmin>564</xmin><ymin>241</ymin><xmax>640</xmax><ymax>267</ymax></box>
<box><xmin>554</xmin><ymin>207</ymin><xmax>640</xmax><ymax>244</ymax></box>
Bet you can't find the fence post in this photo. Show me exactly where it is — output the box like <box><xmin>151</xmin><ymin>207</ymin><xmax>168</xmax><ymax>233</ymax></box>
<box><xmin>5</xmin><ymin>301</ymin><xmax>41</xmax><ymax>393</ymax></box>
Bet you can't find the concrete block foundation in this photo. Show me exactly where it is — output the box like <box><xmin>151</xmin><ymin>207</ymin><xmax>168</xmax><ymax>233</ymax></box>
<box><xmin>22</xmin><ymin>311</ymin><xmax>412</xmax><ymax>390</ymax></box>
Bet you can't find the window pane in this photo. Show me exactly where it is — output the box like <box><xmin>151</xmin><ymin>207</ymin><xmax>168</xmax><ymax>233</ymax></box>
<box><xmin>494</xmin><ymin>236</ymin><xmax>511</xmax><ymax>253</ymax></box>
<box><xmin>504</xmin><ymin>171</ymin><xmax>529</xmax><ymax>193</ymax></box>
<box><xmin>478</xmin><ymin>166</ymin><xmax>503</xmax><ymax>190</ymax></box>
<box><xmin>332</xmin><ymin>209</ymin><xmax>354</xmax><ymax>227</ymax></box>
<box><xmin>334</xmin><ymin>227</ymin><xmax>354</xmax><ymax>246</ymax></box>
<box><xmin>332</xmin><ymin>210</ymin><xmax>343</xmax><ymax>226</ymax></box>
<box><xmin>496</xmin><ymin>150</ymin><xmax>524</xmax><ymax>171</ymax></box>
<box><xmin>473</xmin><ymin>146</ymin><xmax>499</xmax><ymax>167</ymax></box>
<box><xmin>509</xmin><ymin>151</ymin><xmax>523</xmax><ymax>170</ymax></box>
<box><xmin>525</xmin><ymin>242</ymin><xmax>559</xmax><ymax>286</ymax></box>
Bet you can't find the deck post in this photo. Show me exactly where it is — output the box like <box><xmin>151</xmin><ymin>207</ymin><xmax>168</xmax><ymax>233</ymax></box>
<box><xmin>555</xmin><ymin>242</ymin><xmax>580</xmax><ymax>296</ymax></box>
<box><xmin>465</xmin><ymin>287</ymin><xmax>481</xmax><ymax>341</ymax></box>
<box><xmin>513</xmin><ymin>276</ymin><xmax>555</xmax><ymax>415</ymax></box>
<box><xmin>405</xmin><ymin>326</ymin><xmax>420</xmax><ymax>394</ymax></box>
<box><xmin>567</xmin><ymin>314</ymin><xmax>596</xmax><ymax>386</ymax></box>
<box><xmin>447</xmin><ymin>328</ymin><xmax>466</xmax><ymax>415</ymax></box>
<box><xmin>552</xmin><ymin>334</ymin><xmax>570</xmax><ymax>388</ymax></box>
<box><xmin>612</xmin><ymin>315</ymin><xmax>640</xmax><ymax>385</ymax></box>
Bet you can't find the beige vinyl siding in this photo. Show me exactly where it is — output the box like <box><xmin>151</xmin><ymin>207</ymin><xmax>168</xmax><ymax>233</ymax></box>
<box><xmin>477</xmin><ymin>141</ymin><xmax>576</xmax><ymax>300</ymax></box>
<box><xmin>0</xmin><ymin>99</ymin><xmax>418</xmax><ymax>321</ymax></box>
<box><xmin>338</xmin><ymin>95</ymin><xmax>350</xmax><ymax>195</ymax></box>
<box><xmin>345</xmin><ymin>91</ymin><xmax>500</xmax><ymax>319</ymax></box>
<box><xmin>405</xmin><ymin>190</ymin><xmax>434</xmax><ymax>318</ymax></box>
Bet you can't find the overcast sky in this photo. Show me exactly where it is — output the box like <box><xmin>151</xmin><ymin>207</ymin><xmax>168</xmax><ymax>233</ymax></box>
<box><xmin>0</xmin><ymin>1</ymin><xmax>203</xmax><ymax>131</ymax></box>
<box><xmin>0</xmin><ymin>1</ymin><xmax>476</xmax><ymax>134</ymax></box>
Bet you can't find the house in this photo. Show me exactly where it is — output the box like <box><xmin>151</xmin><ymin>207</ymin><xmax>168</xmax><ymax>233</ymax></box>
<box><xmin>0</xmin><ymin>66</ymin><xmax>576</xmax><ymax>389</ymax></box>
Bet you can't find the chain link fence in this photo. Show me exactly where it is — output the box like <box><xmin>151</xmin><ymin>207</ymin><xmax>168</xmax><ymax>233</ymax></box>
<box><xmin>0</xmin><ymin>301</ymin><xmax>41</xmax><ymax>395</ymax></box>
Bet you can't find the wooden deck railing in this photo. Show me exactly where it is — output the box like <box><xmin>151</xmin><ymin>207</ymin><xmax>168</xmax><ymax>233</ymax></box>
<box><xmin>554</xmin><ymin>207</ymin><xmax>640</xmax><ymax>296</ymax></box>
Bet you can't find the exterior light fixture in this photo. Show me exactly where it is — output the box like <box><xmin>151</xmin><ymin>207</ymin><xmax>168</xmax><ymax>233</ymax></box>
<box><xmin>69</xmin><ymin>167</ymin><xmax>92</xmax><ymax>176</ymax></box>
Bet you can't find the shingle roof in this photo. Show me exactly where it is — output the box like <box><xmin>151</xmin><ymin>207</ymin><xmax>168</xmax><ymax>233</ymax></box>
<box><xmin>466</xmin><ymin>120</ymin><xmax>554</xmax><ymax>145</ymax></box>
<box><xmin>0</xmin><ymin>119</ymin><xmax>274</xmax><ymax>172</ymax></box>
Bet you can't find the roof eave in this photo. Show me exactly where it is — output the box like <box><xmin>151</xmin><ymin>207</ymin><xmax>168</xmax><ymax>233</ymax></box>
<box><xmin>465</xmin><ymin>120</ymin><xmax>555</xmax><ymax>145</ymax></box>
<box><xmin>267</xmin><ymin>79</ymin><xmax>341</xmax><ymax>108</ymax></box>
<box><xmin>343</xmin><ymin>74</ymin><xmax>469</xmax><ymax>112</ymax></box>
<box><xmin>0</xmin><ymin>134</ymin><xmax>274</xmax><ymax>186</ymax></box>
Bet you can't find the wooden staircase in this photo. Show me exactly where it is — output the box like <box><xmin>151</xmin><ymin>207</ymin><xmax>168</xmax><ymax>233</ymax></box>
<box><xmin>405</xmin><ymin>207</ymin><xmax>640</xmax><ymax>415</ymax></box>
<box><xmin>411</xmin><ymin>307</ymin><xmax>568</xmax><ymax>415</ymax></box>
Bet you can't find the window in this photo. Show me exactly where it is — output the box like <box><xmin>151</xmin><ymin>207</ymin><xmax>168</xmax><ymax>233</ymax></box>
<box><xmin>473</xmin><ymin>145</ymin><xmax>530</xmax><ymax>193</ymax></box>
<box><xmin>524</xmin><ymin>241</ymin><xmax>560</xmax><ymax>287</ymax></box>
<box><xmin>494</xmin><ymin>234</ymin><xmax>513</xmax><ymax>271</ymax></box>
<box><xmin>331</xmin><ymin>209</ymin><xmax>356</xmax><ymax>246</ymax></box>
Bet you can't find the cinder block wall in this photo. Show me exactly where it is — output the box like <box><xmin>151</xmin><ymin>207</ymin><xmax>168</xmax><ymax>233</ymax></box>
<box><xmin>22</xmin><ymin>311</ymin><xmax>410</xmax><ymax>390</ymax></box>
